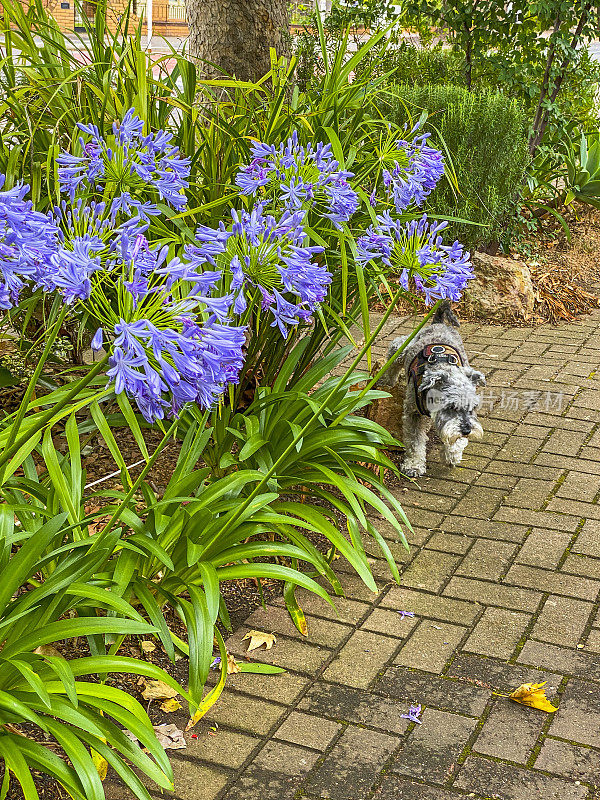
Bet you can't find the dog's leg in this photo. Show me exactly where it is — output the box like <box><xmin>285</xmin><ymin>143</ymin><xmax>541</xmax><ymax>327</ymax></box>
<box><xmin>401</xmin><ymin>410</ymin><xmax>431</xmax><ymax>477</ymax></box>
<box><xmin>442</xmin><ymin>436</ymin><xmax>469</xmax><ymax>467</ymax></box>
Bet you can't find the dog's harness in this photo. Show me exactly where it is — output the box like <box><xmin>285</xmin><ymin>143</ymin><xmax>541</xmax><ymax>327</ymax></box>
<box><xmin>408</xmin><ymin>343</ymin><xmax>463</xmax><ymax>417</ymax></box>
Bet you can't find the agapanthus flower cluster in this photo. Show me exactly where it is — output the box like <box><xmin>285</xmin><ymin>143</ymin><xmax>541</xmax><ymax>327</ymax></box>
<box><xmin>184</xmin><ymin>204</ymin><xmax>330</xmax><ymax>337</ymax></box>
<box><xmin>101</xmin><ymin>315</ymin><xmax>245</xmax><ymax>422</ymax></box>
<box><xmin>236</xmin><ymin>132</ymin><xmax>359</xmax><ymax>229</ymax></box>
<box><xmin>382</xmin><ymin>127</ymin><xmax>445</xmax><ymax>212</ymax></box>
<box><xmin>357</xmin><ymin>213</ymin><xmax>473</xmax><ymax>304</ymax></box>
<box><xmin>0</xmin><ymin>178</ymin><xmax>58</xmax><ymax>309</ymax></box>
<box><xmin>57</xmin><ymin>108</ymin><xmax>191</xmax><ymax>213</ymax></box>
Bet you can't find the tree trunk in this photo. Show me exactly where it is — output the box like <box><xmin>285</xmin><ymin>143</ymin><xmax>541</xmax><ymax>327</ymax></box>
<box><xmin>186</xmin><ymin>0</ymin><xmax>291</xmax><ymax>82</ymax></box>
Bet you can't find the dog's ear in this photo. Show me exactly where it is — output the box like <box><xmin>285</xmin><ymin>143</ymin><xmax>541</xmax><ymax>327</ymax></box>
<box><xmin>420</xmin><ymin>372</ymin><xmax>449</xmax><ymax>393</ymax></box>
<box><xmin>468</xmin><ymin>370</ymin><xmax>486</xmax><ymax>387</ymax></box>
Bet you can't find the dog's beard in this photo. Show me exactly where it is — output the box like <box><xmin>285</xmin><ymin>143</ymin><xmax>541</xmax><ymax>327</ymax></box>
<box><xmin>434</xmin><ymin>414</ymin><xmax>483</xmax><ymax>445</ymax></box>
<box><xmin>470</xmin><ymin>419</ymin><xmax>484</xmax><ymax>440</ymax></box>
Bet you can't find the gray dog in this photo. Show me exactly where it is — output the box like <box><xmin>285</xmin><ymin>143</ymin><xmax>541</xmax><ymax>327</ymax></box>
<box><xmin>386</xmin><ymin>302</ymin><xmax>486</xmax><ymax>477</ymax></box>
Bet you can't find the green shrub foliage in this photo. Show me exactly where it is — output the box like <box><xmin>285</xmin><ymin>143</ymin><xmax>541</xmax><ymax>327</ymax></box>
<box><xmin>392</xmin><ymin>85</ymin><xmax>531</xmax><ymax>249</ymax></box>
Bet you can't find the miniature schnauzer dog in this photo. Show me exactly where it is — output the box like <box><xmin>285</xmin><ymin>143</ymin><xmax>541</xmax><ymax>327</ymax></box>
<box><xmin>386</xmin><ymin>301</ymin><xmax>485</xmax><ymax>477</ymax></box>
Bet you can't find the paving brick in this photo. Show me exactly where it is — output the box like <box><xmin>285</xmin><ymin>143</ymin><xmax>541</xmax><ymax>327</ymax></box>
<box><xmin>472</xmin><ymin>702</ymin><xmax>545</xmax><ymax>763</ymax></box>
<box><xmin>186</xmin><ymin>728</ymin><xmax>259</xmax><ymax>769</ymax></box>
<box><xmin>493</xmin><ymin>505</ymin><xmax>581</xmax><ymax>532</ymax></box>
<box><xmin>425</xmin><ymin>531</ymin><xmax>473</xmax><ymax>554</ymax></box>
<box><xmin>302</xmin><ymin>726</ymin><xmax>399</xmax><ymax>800</ymax></box>
<box><xmin>222</xmin><ymin>670</ymin><xmax>309</xmax><ymax>705</ymax></box>
<box><xmin>573</xmin><ymin>388</ymin><xmax>600</xmax><ymax>410</ymax></box>
<box><xmin>391</xmin><ymin>708</ymin><xmax>476</xmax><ymax>783</ymax></box>
<box><xmin>443</xmin><ymin>577</ymin><xmax>542</xmax><ymax>612</ymax></box>
<box><xmin>441</xmin><ymin>515</ymin><xmax>528</xmax><ymax>543</ymax></box>
<box><xmin>488</xmin><ymin>459</ymin><xmax>563</xmax><ymax>481</ymax></box>
<box><xmin>504</xmin><ymin>563</ymin><xmax>600</xmax><ymax>601</ymax></box>
<box><xmin>505</xmin><ymin>478</ymin><xmax>555</xmax><ymax>510</ymax></box>
<box><xmin>381</xmin><ymin>587</ymin><xmax>480</xmax><ymax>625</ymax></box>
<box><xmin>374</xmin><ymin>667</ymin><xmax>490</xmax><ymax>716</ymax></box>
<box><xmin>253</xmin><ymin>740</ymin><xmax>319</xmax><ymax>775</ymax></box>
<box><xmin>455</xmin><ymin>755</ymin><xmax>588</xmax><ymax>800</ymax></box>
<box><xmin>535</xmin><ymin>737</ymin><xmax>600</xmax><ymax>783</ymax></box>
<box><xmin>227</xmin><ymin>628</ymin><xmax>332</xmax><ymax>675</ymax></box>
<box><xmin>373</xmin><ymin>775</ymin><xmax>467</xmax><ymax>800</ymax></box>
<box><xmin>273</xmin><ymin>712</ymin><xmax>341</xmax><ymax>751</ymax></box>
<box><xmin>169</xmin><ymin>761</ymin><xmax>231</xmax><ymax>800</ymax></box>
<box><xmin>322</xmin><ymin>630</ymin><xmax>399</xmax><ymax>688</ymax></box>
<box><xmin>222</xmin><ymin>764</ymin><xmax>310</xmax><ymax>800</ymax></box>
<box><xmin>573</xmin><ymin>519</ymin><xmax>600</xmax><ymax>558</ymax></box>
<box><xmin>394</xmin><ymin>621</ymin><xmax>467</xmax><ymax>673</ymax></box>
<box><xmin>299</xmin><ymin>681</ymin><xmax>409</xmax><ymax>735</ymax></box>
<box><xmin>518</xmin><ymin>640</ymin><xmax>600</xmax><ymax>681</ymax></box>
<box><xmin>456</xmin><ymin>539</ymin><xmax>517</xmax><ymax>581</ymax></box>
<box><xmin>452</xmin><ymin>487</ymin><xmax>506</xmax><ymax>520</ymax></box>
<box><xmin>497</xmin><ymin>436</ymin><xmax>541</xmax><ymax>463</ymax></box>
<box><xmin>243</xmin><ymin>605</ymin><xmax>352</xmax><ymax>649</ymax></box>
<box><xmin>562</xmin><ymin>552</ymin><xmax>600</xmax><ymax>580</ymax></box>
<box><xmin>204</xmin><ymin>692</ymin><xmax>287</xmax><ymax>736</ymax></box>
<box><xmin>549</xmin><ymin>678</ymin><xmax>600</xmax><ymax>747</ymax></box>
<box><xmin>546</xmin><ymin>497</ymin><xmax>600</xmax><ymax>520</ymax></box>
<box><xmin>398</xmin><ymin>549</ymin><xmax>461</xmax><ymax>592</ymax></box>
<box><xmin>531</xmin><ymin>596</ymin><xmax>593</xmax><ymax>647</ymax></box>
<box><xmin>556</xmin><ymin>471</ymin><xmax>600</xmax><ymax>502</ymax></box>
<box><xmin>447</xmin><ymin>653</ymin><xmax>552</xmax><ymax>693</ymax></box>
<box><xmin>361</xmin><ymin>607</ymin><xmax>419</xmax><ymax>638</ymax></box>
<box><xmin>273</xmin><ymin>589</ymin><xmax>369</xmax><ymax>627</ymax></box>
<box><xmin>536</xmin><ymin>452</ymin><xmax>600</xmax><ymax>475</ymax></box>
<box><xmin>464</xmin><ymin>607</ymin><xmax>530</xmax><ymax>659</ymax></box>
<box><xmin>399</xmin><ymin>491</ymin><xmax>458</xmax><ymax>513</ymax></box>
<box><xmin>585</xmin><ymin>628</ymin><xmax>600</xmax><ymax>651</ymax></box>
<box><xmin>474</xmin><ymin>472</ymin><xmax>517</xmax><ymax>490</ymax></box>
<box><xmin>543</xmin><ymin>429</ymin><xmax>588</xmax><ymax>457</ymax></box>
<box><xmin>516</xmin><ymin>528</ymin><xmax>572</xmax><ymax>569</ymax></box>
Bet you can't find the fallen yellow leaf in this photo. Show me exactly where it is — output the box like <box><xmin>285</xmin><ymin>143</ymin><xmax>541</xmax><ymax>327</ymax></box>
<box><xmin>141</xmin><ymin>680</ymin><xmax>179</xmax><ymax>702</ymax></box>
<box><xmin>509</xmin><ymin>682</ymin><xmax>558</xmax><ymax>712</ymax></box>
<box><xmin>91</xmin><ymin>749</ymin><xmax>108</xmax><ymax>780</ymax></box>
<box><xmin>242</xmin><ymin>630</ymin><xmax>276</xmax><ymax>652</ymax></box>
<box><xmin>160</xmin><ymin>698</ymin><xmax>182</xmax><ymax>713</ymax></box>
<box><xmin>141</xmin><ymin>640</ymin><xmax>156</xmax><ymax>654</ymax></box>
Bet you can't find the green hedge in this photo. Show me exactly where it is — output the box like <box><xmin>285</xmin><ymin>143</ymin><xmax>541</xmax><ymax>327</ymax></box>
<box><xmin>391</xmin><ymin>85</ymin><xmax>531</xmax><ymax>249</ymax></box>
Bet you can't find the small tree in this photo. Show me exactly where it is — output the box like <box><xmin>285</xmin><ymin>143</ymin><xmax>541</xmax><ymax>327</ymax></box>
<box><xmin>406</xmin><ymin>0</ymin><xmax>600</xmax><ymax>153</ymax></box>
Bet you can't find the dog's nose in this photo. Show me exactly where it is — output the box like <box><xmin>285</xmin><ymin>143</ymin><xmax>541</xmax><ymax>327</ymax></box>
<box><xmin>460</xmin><ymin>423</ymin><xmax>472</xmax><ymax>436</ymax></box>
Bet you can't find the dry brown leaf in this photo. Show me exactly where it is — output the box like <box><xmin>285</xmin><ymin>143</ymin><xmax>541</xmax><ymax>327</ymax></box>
<box><xmin>34</xmin><ymin>644</ymin><xmax>64</xmax><ymax>659</ymax></box>
<box><xmin>227</xmin><ymin>653</ymin><xmax>241</xmax><ymax>674</ymax></box>
<box><xmin>140</xmin><ymin>679</ymin><xmax>179</xmax><ymax>702</ymax></box>
<box><xmin>242</xmin><ymin>630</ymin><xmax>276</xmax><ymax>652</ymax></box>
<box><xmin>509</xmin><ymin>682</ymin><xmax>558</xmax><ymax>713</ymax></box>
<box><xmin>160</xmin><ymin>698</ymin><xmax>182</xmax><ymax>713</ymax></box>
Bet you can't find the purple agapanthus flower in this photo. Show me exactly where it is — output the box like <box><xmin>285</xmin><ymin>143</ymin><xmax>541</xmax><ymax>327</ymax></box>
<box><xmin>382</xmin><ymin>126</ymin><xmax>445</xmax><ymax>212</ymax></box>
<box><xmin>396</xmin><ymin>610</ymin><xmax>415</xmax><ymax>620</ymax></box>
<box><xmin>104</xmin><ymin>316</ymin><xmax>246</xmax><ymax>422</ymax></box>
<box><xmin>357</xmin><ymin>213</ymin><xmax>473</xmax><ymax>304</ymax></box>
<box><xmin>57</xmin><ymin>108</ymin><xmax>191</xmax><ymax>213</ymax></box>
<box><xmin>184</xmin><ymin>204</ymin><xmax>329</xmax><ymax>336</ymax></box>
<box><xmin>0</xmin><ymin>177</ymin><xmax>58</xmax><ymax>309</ymax></box>
<box><xmin>236</xmin><ymin>132</ymin><xmax>359</xmax><ymax>228</ymax></box>
<box><xmin>400</xmin><ymin>704</ymin><xmax>422</xmax><ymax>724</ymax></box>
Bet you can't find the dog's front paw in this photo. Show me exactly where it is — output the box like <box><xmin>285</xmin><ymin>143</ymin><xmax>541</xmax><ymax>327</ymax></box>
<box><xmin>402</xmin><ymin>460</ymin><xmax>426</xmax><ymax>478</ymax></box>
<box><xmin>442</xmin><ymin>438</ymin><xmax>468</xmax><ymax>468</ymax></box>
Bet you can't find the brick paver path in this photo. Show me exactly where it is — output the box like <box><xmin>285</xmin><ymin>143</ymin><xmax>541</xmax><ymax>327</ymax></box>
<box><xmin>110</xmin><ymin>311</ymin><xmax>600</xmax><ymax>800</ymax></box>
